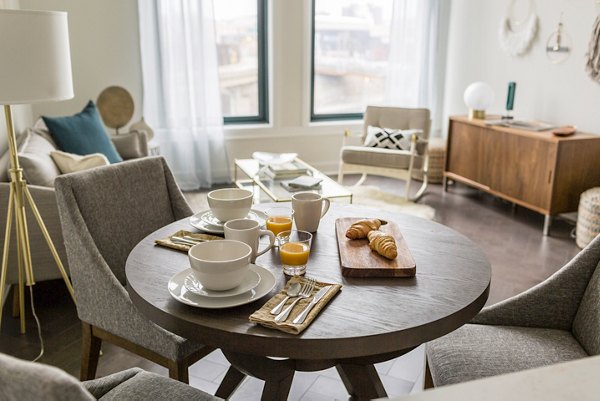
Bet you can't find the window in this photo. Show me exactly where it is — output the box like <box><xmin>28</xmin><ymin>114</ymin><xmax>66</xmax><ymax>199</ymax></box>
<box><xmin>311</xmin><ymin>0</ymin><xmax>393</xmax><ymax>121</ymax></box>
<box><xmin>214</xmin><ymin>0</ymin><xmax>268</xmax><ymax>124</ymax></box>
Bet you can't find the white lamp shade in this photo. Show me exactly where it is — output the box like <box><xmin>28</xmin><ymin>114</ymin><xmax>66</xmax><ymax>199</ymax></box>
<box><xmin>0</xmin><ymin>9</ymin><xmax>73</xmax><ymax>104</ymax></box>
<box><xmin>464</xmin><ymin>82</ymin><xmax>494</xmax><ymax>111</ymax></box>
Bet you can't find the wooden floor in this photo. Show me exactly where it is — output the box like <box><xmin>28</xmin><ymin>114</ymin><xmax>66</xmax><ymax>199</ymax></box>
<box><xmin>0</xmin><ymin>176</ymin><xmax>581</xmax><ymax>399</ymax></box>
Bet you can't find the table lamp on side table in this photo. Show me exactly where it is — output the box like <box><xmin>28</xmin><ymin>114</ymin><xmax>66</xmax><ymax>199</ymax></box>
<box><xmin>0</xmin><ymin>9</ymin><xmax>76</xmax><ymax>333</ymax></box>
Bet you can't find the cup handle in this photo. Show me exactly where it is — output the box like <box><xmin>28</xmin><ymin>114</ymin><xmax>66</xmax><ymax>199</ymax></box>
<box><xmin>255</xmin><ymin>230</ymin><xmax>276</xmax><ymax>258</ymax></box>
<box><xmin>321</xmin><ymin>198</ymin><xmax>331</xmax><ymax>218</ymax></box>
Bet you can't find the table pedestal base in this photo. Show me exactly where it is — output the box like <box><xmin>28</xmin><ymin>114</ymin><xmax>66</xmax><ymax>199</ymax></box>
<box><xmin>219</xmin><ymin>348</ymin><xmax>413</xmax><ymax>401</ymax></box>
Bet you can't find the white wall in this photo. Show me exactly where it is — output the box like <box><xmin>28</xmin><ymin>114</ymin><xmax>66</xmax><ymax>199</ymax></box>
<box><xmin>19</xmin><ymin>0</ymin><xmax>358</xmax><ymax>175</ymax></box>
<box><xmin>20</xmin><ymin>0</ymin><xmax>144</xmax><ymax>128</ymax></box>
<box><xmin>443</xmin><ymin>0</ymin><xmax>600</xmax><ymax>134</ymax></box>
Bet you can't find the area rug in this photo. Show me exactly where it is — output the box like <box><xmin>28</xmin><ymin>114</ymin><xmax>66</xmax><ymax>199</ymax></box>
<box><xmin>347</xmin><ymin>185</ymin><xmax>435</xmax><ymax>220</ymax></box>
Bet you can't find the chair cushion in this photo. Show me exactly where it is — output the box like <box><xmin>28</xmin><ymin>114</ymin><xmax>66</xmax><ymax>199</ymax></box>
<box><xmin>50</xmin><ymin>150</ymin><xmax>110</xmax><ymax>174</ymax></box>
<box><xmin>572</xmin><ymin>264</ymin><xmax>600</xmax><ymax>355</ymax></box>
<box><xmin>17</xmin><ymin>130</ymin><xmax>61</xmax><ymax>187</ymax></box>
<box><xmin>426</xmin><ymin>324</ymin><xmax>588</xmax><ymax>387</ymax></box>
<box><xmin>42</xmin><ymin>101</ymin><xmax>123</xmax><ymax>164</ymax></box>
<box><xmin>341</xmin><ymin>145</ymin><xmax>423</xmax><ymax>169</ymax></box>
<box><xmin>364</xmin><ymin>126</ymin><xmax>421</xmax><ymax>150</ymax></box>
<box><xmin>0</xmin><ymin>353</ymin><xmax>95</xmax><ymax>401</ymax></box>
<box><xmin>91</xmin><ymin>369</ymin><xmax>220</xmax><ymax>401</ymax></box>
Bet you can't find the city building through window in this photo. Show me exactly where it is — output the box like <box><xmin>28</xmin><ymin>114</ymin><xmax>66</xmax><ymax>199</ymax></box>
<box><xmin>214</xmin><ymin>0</ymin><xmax>268</xmax><ymax>124</ymax></box>
<box><xmin>311</xmin><ymin>0</ymin><xmax>393</xmax><ymax>121</ymax></box>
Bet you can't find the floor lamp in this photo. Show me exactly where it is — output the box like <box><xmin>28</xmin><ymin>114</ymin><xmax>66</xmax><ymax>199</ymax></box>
<box><xmin>0</xmin><ymin>9</ymin><xmax>75</xmax><ymax>334</ymax></box>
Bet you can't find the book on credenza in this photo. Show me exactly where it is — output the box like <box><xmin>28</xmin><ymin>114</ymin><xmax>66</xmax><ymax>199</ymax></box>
<box><xmin>485</xmin><ymin>119</ymin><xmax>555</xmax><ymax>132</ymax></box>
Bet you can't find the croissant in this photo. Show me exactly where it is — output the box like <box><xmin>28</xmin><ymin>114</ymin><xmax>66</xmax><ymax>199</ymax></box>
<box><xmin>367</xmin><ymin>230</ymin><xmax>398</xmax><ymax>260</ymax></box>
<box><xmin>345</xmin><ymin>219</ymin><xmax>382</xmax><ymax>239</ymax></box>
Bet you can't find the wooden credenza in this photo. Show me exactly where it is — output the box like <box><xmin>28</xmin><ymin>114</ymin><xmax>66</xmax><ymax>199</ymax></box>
<box><xmin>445</xmin><ymin>116</ymin><xmax>600</xmax><ymax>235</ymax></box>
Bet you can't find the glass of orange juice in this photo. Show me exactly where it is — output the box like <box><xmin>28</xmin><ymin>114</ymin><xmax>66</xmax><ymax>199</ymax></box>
<box><xmin>277</xmin><ymin>230</ymin><xmax>312</xmax><ymax>276</ymax></box>
<box><xmin>266</xmin><ymin>207</ymin><xmax>294</xmax><ymax>236</ymax></box>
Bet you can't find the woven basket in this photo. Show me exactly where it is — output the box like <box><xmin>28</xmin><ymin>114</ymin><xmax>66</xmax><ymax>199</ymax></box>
<box><xmin>576</xmin><ymin>187</ymin><xmax>600</xmax><ymax>248</ymax></box>
<box><xmin>413</xmin><ymin>137</ymin><xmax>446</xmax><ymax>184</ymax></box>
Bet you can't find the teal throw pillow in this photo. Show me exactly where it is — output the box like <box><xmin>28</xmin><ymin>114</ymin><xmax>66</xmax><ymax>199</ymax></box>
<box><xmin>42</xmin><ymin>101</ymin><xmax>123</xmax><ymax>164</ymax></box>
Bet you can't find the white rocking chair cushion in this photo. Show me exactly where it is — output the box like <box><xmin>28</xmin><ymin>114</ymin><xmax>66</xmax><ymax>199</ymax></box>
<box><xmin>341</xmin><ymin>146</ymin><xmax>423</xmax><ymax>170</ymax></box>
<box><xmin>364</xmin><ymin>126</ymin><xmax>421</xmax><ymax>150</ymax></box>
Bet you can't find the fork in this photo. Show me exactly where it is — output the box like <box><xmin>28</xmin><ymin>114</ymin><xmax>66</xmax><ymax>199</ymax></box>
<box><xmin>273</xmin><ymin>278</ymin><xmax>315</xmax><ymax>323</ymax></box>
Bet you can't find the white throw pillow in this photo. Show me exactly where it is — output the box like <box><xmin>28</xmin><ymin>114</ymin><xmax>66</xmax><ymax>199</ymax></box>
<box><xmin>364</xmin><ymin>126</ymin><xmax>422</xmax><ymax>151</ymax></box>
<box><xmin>17</xmin><ymin>130</ymin><xmax>61</xmax><ymax>187</ymax></box>
<box><xmin>50</xmin><ymin>150</ymin><xmax>109</xmax><ymax>174</ymax></box>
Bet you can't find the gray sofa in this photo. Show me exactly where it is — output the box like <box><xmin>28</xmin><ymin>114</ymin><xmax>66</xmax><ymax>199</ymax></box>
<box><xmin>0</xmin><ymin>120</ymin><xmax>149</xmax><ymax>290</ymax></box>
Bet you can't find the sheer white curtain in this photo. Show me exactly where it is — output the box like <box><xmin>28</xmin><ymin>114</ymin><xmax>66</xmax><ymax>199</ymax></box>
<box><xmin>385</xmin><ymin>0</ymin><xmax>450</xmax><ymax>136</ymax></box>
<box><xmin>138</xmin><ymin>0</ymin><xmax>230</xmax><ymax>190</ymax></box>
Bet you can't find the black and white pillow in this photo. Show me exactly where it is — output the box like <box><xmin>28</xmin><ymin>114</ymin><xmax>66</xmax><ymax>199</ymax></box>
<box><xmin>364</xmin><ymin>126</ymin><xmax>422</xmax><ymax>150</ymax></box>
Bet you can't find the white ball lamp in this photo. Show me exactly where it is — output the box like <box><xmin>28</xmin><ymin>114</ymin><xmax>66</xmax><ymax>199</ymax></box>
<box><xmin>464</xmin><ymin>82</ymin><xmax>495</xmax><ymax>120</ymax></box>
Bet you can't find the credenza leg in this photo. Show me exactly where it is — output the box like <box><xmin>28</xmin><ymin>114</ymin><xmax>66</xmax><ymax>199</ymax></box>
<box><xmin>543</xmin><ymin>215</ymin><xmax>552</xmax><ymax>236</ymax></box>
<box><xmin>443</xmin><ymin>176</ymin><xmax>448</xmax><ymax>192</ymax></box>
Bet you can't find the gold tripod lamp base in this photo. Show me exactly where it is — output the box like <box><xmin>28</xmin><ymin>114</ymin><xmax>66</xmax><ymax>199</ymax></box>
<box><xmin>0</xmin><ymin>105</ymin><xmax>75</xmax><ymax>334</ymax></box>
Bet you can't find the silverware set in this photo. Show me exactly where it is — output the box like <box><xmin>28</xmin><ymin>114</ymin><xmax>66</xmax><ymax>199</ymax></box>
<box><xmin>271</xmin><ymin>278</ymin><xmax>331</xmax><ymax>324</ymax></box>
<box><xmin>170</xmin><ymin>235</ymin><xmax>209</xmax><ymax>246</ymax></box>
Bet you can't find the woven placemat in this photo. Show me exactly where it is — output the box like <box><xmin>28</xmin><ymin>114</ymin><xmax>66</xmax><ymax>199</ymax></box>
<box><xmin>155</xmin><ymin>230</ymin><xmax>222</xmax><ymax>252</ymax></box>
<box><xmin>249</xmin><ymin>276</ymin><xmax>341</xmax><ymax>335</ymax></box>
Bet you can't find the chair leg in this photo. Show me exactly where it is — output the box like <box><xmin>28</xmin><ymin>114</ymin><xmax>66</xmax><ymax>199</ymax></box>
<box><xmin>424</xmin><ymin>358</ymin><xmax>434</xmax><ymax>389</ymax></box>
<box><xmin>337</xmin><ymin>163</ymin><xmax>345</xmax><ymax>184</ymax></box>
<box><xmin>80</xmin><ymin>322</ymin><xmax>102</xmax><ymax>381</ymax></box>
<box><xmin>410</xmin><ymin>173</ymin><xmax>429</xmax><ymax>201</ymax></box>
<box><xmin>11</xmin><ymin>285</ymin><xmax>19</xmax><ymax>317</ymax></box>
<box><xmin>354</xmin><ymin>173</ymin><xmax>367</xmax><ymax>187</ymax></box>
<box><xmin>168</xmin><ymin>360</ymin><xmax>189</xmax><ymax>384</ymax></box>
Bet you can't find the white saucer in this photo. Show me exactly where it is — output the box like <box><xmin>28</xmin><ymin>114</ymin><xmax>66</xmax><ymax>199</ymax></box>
<box><xmin>190</xmin><ymin>209</ymin><xmax>267</xmax><ymax>234</ymax></box>
<box><xmin>183</xmin><ymin>269</ymin><xmax>261</xmax><ymax>298</ymax></box>
<box><xmin>168</xmin><ymin>264</ymin><xmax>276</xmax><ymax>309</ymax></box>
<box><xmin>199</xmin><ymin>209</ymin><xmax>267</xmax><ymax>228</ymax></box>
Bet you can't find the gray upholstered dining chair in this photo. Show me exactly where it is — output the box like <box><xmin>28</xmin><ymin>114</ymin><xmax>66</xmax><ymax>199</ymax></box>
<box><xmin>425</xmin><ymin>233</ymin><xmax>600</xmax><ymax>387</ymax></box>
<box><xmin>0</xmin><ymin>352</ymin><xmax>220</xmax><ymax>401</ymax></box>
<box><xmin>54</xmin><ymin>157</ymin><xmax>227</xmax><ymax>384</ymax></box>
<box><xmin>337</xmin><ymin>106</ymin><xmax>431</xmax><ymax>200</ymax></box>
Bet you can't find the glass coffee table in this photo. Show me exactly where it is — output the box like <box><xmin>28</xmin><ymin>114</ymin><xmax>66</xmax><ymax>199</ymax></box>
<box><xmin>234</xmin><ymin>158</ymin><xmax>352</xmax><ymax>203</ymax></box>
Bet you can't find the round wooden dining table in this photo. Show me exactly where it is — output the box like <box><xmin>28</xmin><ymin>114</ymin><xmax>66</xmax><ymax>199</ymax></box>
<box><xmin>125</xmin><ymin>203</ymin><xmax>491</xmax><ymax>400</ymax></box>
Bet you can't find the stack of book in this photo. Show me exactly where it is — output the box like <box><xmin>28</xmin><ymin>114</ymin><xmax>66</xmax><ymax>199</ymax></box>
<box><xmin>264</xmin><ymin>161</ymin><xmax>308</xmax><ymax>179</ymax></box>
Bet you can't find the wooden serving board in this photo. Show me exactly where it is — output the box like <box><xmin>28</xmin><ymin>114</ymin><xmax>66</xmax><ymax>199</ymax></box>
<box><xmin>335</xmin><ymin>217</ymin><xmax>416</xmax><ymax>278</ymax></box>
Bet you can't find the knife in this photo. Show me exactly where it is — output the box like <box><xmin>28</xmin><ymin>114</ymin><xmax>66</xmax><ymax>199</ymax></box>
<box><xmin>292</xmin><ymin>285</ymin><xmax>332</xmax><ymax>325</ymax></box>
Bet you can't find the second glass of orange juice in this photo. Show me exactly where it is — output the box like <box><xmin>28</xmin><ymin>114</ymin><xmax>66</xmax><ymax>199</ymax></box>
<box><xmin>277</xmin><ymin>230</ymin><xmax>312</xmax><ymax>276</ymax></box>
<box><xmin>266</xmin><ymin>207</ymin><xmax>294</xmax><ymax>236</ymax></box>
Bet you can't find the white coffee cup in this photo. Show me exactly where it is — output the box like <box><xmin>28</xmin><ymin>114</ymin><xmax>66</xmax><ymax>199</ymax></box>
<box><xmin>207</xmin><ymin>188</ymin><xmax>253</xmax><ymax>222</ymax></box>
<box><xmin>188</xmin><ymin>240</ymin><xmax>252</xmax><ymax>291</ymax></box>
<box><xmin>291</xmin><ymin>192</ymin><xmax>331</xmax><ymax>232</ymax></box>
<box><xmin>224</xmin><ymin>219</ymin><xmax>276</xmax><ymax>263</ymax></box>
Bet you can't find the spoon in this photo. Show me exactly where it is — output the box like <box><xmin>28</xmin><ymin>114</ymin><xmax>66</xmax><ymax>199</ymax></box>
<box><xmin>270</xmin><ymin>282</ymin><xmax>301</xmax><ymax>315</ymax></box>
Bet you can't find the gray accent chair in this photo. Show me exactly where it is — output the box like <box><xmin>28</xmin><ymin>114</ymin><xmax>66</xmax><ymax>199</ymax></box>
<box><xmin>54</xmin><ymin>157</ymin><xmax>221</xmax><ymax>384</ymax></box>
<box><xmin>0</xmin><ymin>126</ymin><xmax>149</xmax><ymax>315</ymax></box>
<box><xmin>337</xmin><ymin>106</ymin><xmax>431</xmax><ymax>200</ymax></box>
<box><xmin>0</xmin><ymin>352</ymin><xmax>220</xmax><ymax>401</ymax></box>
<box><xmin>426</xmin><ymin>233</ymin><xmax>600</xmax><ymax>387</ymax></box>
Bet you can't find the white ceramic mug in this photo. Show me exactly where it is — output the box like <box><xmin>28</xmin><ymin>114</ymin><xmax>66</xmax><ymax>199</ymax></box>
<box><xmin>188</xmin><ymin>240</ymin><xmax>252</xmax><ymax>291</ymax></box>
<box><xmin>291</xmin><ymin>192</ymin><xmax>330</xmax><ymax>232</ymax></box>
<box><xmin>207</xmin><ymin>188</ymin><xmax>253</xmax><ymax>222</ymax></box>
<box><xmin>224</xmin><ymin>219</ymin><xmax>276</xmax><ymax>263</ymax></box>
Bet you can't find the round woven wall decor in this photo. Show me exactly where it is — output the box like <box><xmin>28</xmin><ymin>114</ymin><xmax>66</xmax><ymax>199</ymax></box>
<box><xmin>96</xmin><ymin>86</ymin><xmax>134</xmax><ymax>132</ymax></box>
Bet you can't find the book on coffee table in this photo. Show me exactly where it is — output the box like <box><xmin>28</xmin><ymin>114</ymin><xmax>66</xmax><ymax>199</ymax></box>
<box><xmin>265</xmin><ymin>161</ymin><xmax>308</xmax><ymax>178</ymax></box>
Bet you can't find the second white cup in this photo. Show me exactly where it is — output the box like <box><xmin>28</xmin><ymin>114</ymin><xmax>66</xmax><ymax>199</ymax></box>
<box><xmin>224</xmin><ymin>218</ymin><xmax>276</xmax><ymax>263</ymax></box>
<box><xmin>291</xmin><ymin>192</ymin><xmax>330</xmax><ymax>232</ymax></box>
